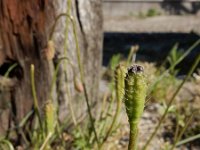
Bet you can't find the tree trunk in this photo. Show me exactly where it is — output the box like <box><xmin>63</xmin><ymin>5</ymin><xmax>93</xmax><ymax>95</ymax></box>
<box><xmin>0</xmin><ymin>0</ymin><xmax>102</xmax><ymax>139</ymax></box>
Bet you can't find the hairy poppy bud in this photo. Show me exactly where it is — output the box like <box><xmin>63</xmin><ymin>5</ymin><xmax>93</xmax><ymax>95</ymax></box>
<box><xmin>124</xmin><ymin>64</ymin><xmax>147</xmax><ymax>150</ymax></box>
<box><xmin>42</xmin><ymin>40</ymin><xmax>55</xmax><ymax>60</ymax></box>
<box><xmin>74</xmin><ymin>76</ymin><xmax>83</xmax><ymax>93</ymax></box>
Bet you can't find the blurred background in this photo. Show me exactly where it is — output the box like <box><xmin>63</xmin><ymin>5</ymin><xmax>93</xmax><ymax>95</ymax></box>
<box><xmin>101</xmin><ymin>1</ymin><xmax>200</xmax><ymax>149</ymax></box>
<box><xmin>0</xmin><ymin>0</ymin><xmax>200</xmax><ymax>150</ymax></box>
<box><xmin>103</xmin><ymin>0</ymin><xmax>200</xmax><ymax>73</ymax></box>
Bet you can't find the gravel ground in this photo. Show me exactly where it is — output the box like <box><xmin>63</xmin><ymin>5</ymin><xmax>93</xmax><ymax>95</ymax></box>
<box><xmin>99</xmin><ymin>65</ymin><xmax>200</xmax><ymax>150</ymax></box>
<box><xmin>102</xmin><ymin>14</ymin><xmax>200</xmax><ymax>150</ymax></box>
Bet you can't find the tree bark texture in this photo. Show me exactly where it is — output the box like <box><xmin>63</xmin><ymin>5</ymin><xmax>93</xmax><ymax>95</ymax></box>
<box><xmin>0</xmin><ymin>0</ymin><xmax>103</xmax><ymax>137</ymax></box>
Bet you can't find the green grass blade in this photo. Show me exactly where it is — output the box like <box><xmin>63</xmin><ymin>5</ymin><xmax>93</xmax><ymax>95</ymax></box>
<box><xmin>176</xmin><ymin>133</ymin><xmax>200</xmax><ymax>147</ymax></box>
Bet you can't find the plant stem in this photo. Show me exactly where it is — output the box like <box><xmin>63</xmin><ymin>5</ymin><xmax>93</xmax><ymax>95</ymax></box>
<box><xmin>148</xmin><ymin>39</ymin><xmax>200</xmax><ymax>95</ymax></box>
<box><xmin>104</xmin><ymin>97</ymin><xmax>121</xmax><ymax>141</ymax></box>
<box><xmin>99</xmin><ymin>93</ymin><xmax>108</xmax><ymax>120</ymax></box>
<box><xmin>49</xmin><ymin>12</ymin><xmax>99</xmax><ymax>147</ymax></box>
<box><xmin>63</xmin><ymin>0</ymin><xmax>77</xmax><ymax>126</ymax></box>
<box><xmin>98</xmin><ymin>92</ymin><xmax>115</xmax><ymax>144</ymax></box>
<box><xmin>100</xmin><ymin>94</ymin><xmax>121</xmax><ymax>148</ymax></box>
<box><xmin>143</xmin><ymin>54</ymin><xmax>200</xmax><ymax>150</ymax></box>
<box><xmin>71</xmin><ymin>14</ymin><xmax>99</xmax><ymax>147</ymax></box>
<box><xmin>48</xmin><ymin>1</ymin><xmax>77</xmax><ymax>127</ymax></box>
<box><xmin>30</xmin><ymin>64</ymin><xmax>43</xmax><ymax>131</ymax></box>
<box><xmin>82</xmin><ymin>83</ymin><xmax>99</xmax><ymax>146</ymax></box>
<box><xmin>170</xmin><ymin>112</ymin><xmax>194</xmax><ymax>150</ymax></box>
<box><xmin>39</xmin><ymin>132</ymin><xmax>53</xmax><ymax>150</ymax></box>
<box><xmin>173</xmin><ymin>111</ymin><xmax>180</xmax><ymax>143</ymax></box>
<box><xmin>176</xmin><ymin>133</ymin><xmax>200</xmax><ymax>147</ymax></box>
<box><xmin>4</xmin><ymin>63</ymin><xmax>17</xmax><ymax>77</ymax></box>
<box><xmin>129</xmin><ymin>123</ymin><xmax>138</xmax><ymax>150</ymax></box>
<box><xmin>101</xmin><ymin>64</ymin><xmax>125</xmax><ymax>146</ymax></box>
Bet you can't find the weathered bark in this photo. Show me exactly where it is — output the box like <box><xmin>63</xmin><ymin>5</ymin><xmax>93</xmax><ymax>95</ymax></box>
<box><xmin>0</xmin><ymin>0</ymin><xmax>102</xmax><ymax>139</ymax></box>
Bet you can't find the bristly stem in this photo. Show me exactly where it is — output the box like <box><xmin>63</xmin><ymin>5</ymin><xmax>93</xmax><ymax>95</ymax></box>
<box><xmin>4</xmin><ymin>63</ymin><xmax>18</xmax><ymax>77</ymax></box>
<box><xmin>30</xmin><ymin>64</ymin><xmax>43</xmax><ymax>131</ymax></box>
<box><xmin>129</xmin><ymin>123</ymin><xmax>138</xmax><ymax>150</ymax></box>
<box><xmin>63</xmin><ymin>0</ymin><xmax>77</xmax><ymax>126</ymax></box>
<box><xmin>148</xmin><ymin>39</ymin><xmax>200</xmax><ymax>95</ymax></box>
<box><xmin>48</xmin><ymin>0</ymin><xmax>77</xmax><ymax>128</ymax></box>
<box><xmin>100</xmin><ymin>64</ymin><xmax>125</xmax><ymax>148</ymax></box>
<box><xmin>70</xmin><ymin>13</ymin><xmax>100</xmax><ymax>147</ymax></box>
<box><xmin>48</xmin><ymin>12</ymin><xmax>99</xmax><ymax>147</ymax></box>
<box><xmin>171</xmin><ymin>112</ymin><xmax>195</xmax><ymax>150</ymax></box>
<box><xmin>176</xmin><ymin>133</ymin><xmax>200</xmax><ymax>147</ymax></box>
<box><xmin>143</xmin><ymin>54</ymin><xmax>200</xmax><ymax>150</ymax></box>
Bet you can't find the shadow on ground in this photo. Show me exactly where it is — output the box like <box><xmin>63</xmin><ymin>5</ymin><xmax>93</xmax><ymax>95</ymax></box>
<box><xmin>103</xmin><ymin>32</ymin><xmax>200</xmax><ymax>74</ymax></box>
<box><xmin>161</xmin><ymin>1</ymin><xmax>200</xmax><ymax>14</ymax></box>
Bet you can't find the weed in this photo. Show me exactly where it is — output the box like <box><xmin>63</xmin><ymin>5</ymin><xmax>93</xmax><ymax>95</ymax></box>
<box><xmin>146</xmin><ymin>8</ymin><xmax>161</xmax><ymax>17</ymax></box>
<box><xmin>0</xmin><ymin>139</ymin><xmax>14</xmax><ymax>150</ymax></box>
<box><xmin>138</xmin><ymin>8</ymin><xmax>161</xmax><ymax>18</ymax></box>
<box><xmin>1</xmin><ymin>1</ymin><xmax>200</xmax><ymax>149</ymax></box>
<box><xmin>124</xmin><ymin>65</ymin><xmax>147</xmax><ymax>150</ymax></box>
<box><xmin>143</xmin><ymin>54</ymin><xmax>200</xmax><ymax>150</ymax></box>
